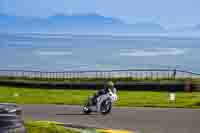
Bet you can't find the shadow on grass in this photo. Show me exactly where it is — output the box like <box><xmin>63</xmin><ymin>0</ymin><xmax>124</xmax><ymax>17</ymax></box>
<box><xmin>191</xmin><ymin>102</ymin><xmax>200</xmax><ymax>106</ymax></box>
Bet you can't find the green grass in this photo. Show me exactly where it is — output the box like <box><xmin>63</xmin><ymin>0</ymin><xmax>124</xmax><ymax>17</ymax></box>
<box><xmin>118</xmin><ymin>91</ymin><xmax>200</xmax><ymax>108</ymax></box>
<box><xmin>0</xmin><ymin>86</ymin><xmax>93</xmax><ymax>105</ymax></box>
<box><xmin>25</xmin><ymin>121</ymin><xmax>81</xmax><ymax>133</ymax></box>
<box><xmin>1</xmin><ymin>86</ymin><xmax>200</xmax><ymax>108</ymax></box>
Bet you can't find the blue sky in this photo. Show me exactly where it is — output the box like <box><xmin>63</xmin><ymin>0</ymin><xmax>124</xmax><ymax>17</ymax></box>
<box><xmin>0</xmin><ymin>0</ymin><xmax>200</xmax><ymax>29</ymax></box>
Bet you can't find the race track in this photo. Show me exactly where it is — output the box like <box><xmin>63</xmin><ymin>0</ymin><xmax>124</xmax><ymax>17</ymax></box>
<box><xmin>21</xmin><ymin>105</ymin><xmax>200</xmax><ymax>133</ymax></box>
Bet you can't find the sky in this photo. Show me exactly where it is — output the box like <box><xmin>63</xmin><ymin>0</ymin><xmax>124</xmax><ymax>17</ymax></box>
<box><xmin>0</xmin><ymin>0</ymin><xmax>200</xmax><ymax>29</ymax></box>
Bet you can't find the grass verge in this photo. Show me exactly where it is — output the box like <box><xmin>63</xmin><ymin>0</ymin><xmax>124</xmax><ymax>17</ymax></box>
<box><xmin>25</xmin><ymin>121</ymin><xmax>80</xmax><ymax>133</ymax></box>
<box><xmin>1</xmin><ymin>86</ymin><xmax>200</xmax><ymax>108</ymax></box>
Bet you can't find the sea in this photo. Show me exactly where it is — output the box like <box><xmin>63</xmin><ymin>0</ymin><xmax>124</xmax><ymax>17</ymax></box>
<box><xmin>0</xmin><ymin>33</ymin><xmax>200</xmax><ymax>73</ymax></box>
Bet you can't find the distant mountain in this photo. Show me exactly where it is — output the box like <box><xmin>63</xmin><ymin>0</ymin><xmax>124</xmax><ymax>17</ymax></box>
<box><xmin>176</xmin><ymin>24</ymin><xmax>200</xmax><ymax>32</ymax></box>
<box><xmin>0</xmin><ymin>13</ymin><xmax>166</xmax><ymax>34</ymax></box>
<box><xmin>48</xmin><ymin>14</ymin><xmax>124</xmax><ymax>25</ymax></box>
<box><xmin>192</xmin><ymin>24</ymin><xmax>200</xmax><ymax>30</ymax></box>
<box><xmin>129</xmin><ymin>22</ymin><xmax>165</xmax><ymax>33</ymax></box>
<box><xmin>170</xmin><ymin>24</ymin><xmax>200</xmax><ymax>36</ymax></box>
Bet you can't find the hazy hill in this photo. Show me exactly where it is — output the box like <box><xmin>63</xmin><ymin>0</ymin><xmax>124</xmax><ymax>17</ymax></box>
<box><xmin>0</xmin><ymin>13</ymin><xmax>165</xmax><ymax>34</ymax></box>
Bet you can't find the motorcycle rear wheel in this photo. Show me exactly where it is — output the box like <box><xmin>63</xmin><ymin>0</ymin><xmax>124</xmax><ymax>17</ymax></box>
<box><xmin>100</xmin><ymin>100</ymin><xmax>112</xmax><ymax>115</ymax></box>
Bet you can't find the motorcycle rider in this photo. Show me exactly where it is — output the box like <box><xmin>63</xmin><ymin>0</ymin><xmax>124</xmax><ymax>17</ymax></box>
<box><xmin>91</xmin><ymin>81</ymin><xmax>117</xmax><ymax>105</ymax></box>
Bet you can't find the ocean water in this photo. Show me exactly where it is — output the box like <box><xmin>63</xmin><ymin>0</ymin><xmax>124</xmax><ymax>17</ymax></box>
<box><xmin>0</xmin><ymin>33</ymin><xmax>200</xmax><ymax>72</ymax></box>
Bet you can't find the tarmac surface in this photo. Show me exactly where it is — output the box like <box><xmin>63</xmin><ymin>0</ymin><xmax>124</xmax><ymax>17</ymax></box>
<box><xmin>21</xmin><ymin>105</ymin><xmax>200</xmax><ymax>133</ymax></box>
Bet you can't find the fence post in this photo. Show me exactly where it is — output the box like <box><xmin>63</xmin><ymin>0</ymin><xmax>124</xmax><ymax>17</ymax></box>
<box><xmin>150</xmin><ymin>72</ymin><xmax>153</xmax><ymax>80</ymax></box>
<box><xmin>156</xmin><ymin>72</ymin><xmax>159</xmax><ymax>80</ymax></box>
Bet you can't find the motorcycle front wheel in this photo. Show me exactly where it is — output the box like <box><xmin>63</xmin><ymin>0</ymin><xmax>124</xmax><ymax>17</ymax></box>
<box><xmin>100</xmin><ymin>100</ymin><xmax>112</xmax><ymax>115</ymax></box>
<box><xmin>83</xmin><ymin>106</ymin><xmax>92</xmax><ymax>114</ymax></box>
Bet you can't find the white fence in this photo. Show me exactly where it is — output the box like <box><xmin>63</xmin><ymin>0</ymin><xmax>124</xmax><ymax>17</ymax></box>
<box><xmin>0</xmin><ymin>69</ymin><xmax>199</xmax><ymax>79</ymax></box>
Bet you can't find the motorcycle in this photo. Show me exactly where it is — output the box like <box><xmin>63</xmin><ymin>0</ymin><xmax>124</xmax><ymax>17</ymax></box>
<box><xmin>83</xmin><ymin>91</ymin><xmax>118</xmax><ymax>115</ymax></box>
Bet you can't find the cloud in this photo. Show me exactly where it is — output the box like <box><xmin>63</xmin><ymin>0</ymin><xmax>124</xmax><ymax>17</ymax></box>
<box><xmin>1</xmin><ymin>0</ymin><xmax>200</xmax><ymax>28</ymax></box>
